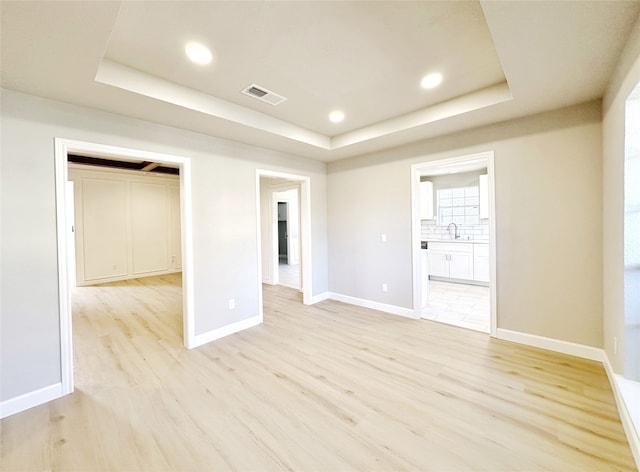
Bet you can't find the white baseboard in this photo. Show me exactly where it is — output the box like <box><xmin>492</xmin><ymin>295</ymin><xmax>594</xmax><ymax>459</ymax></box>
<box><xmin>328</xmin><ymin>292</ymin><xmax>417</xmax><ymax>319</ymax></box>
<box><xmin>262</xmin><ymin>276</ymin><xmax>275</xmax><ymax>285</ymax></box>
<box><xmin>191</xmin><ymin>315</ymin><xmax>262</xmax><ymax>348</ymax></box>
<box><xmin>78</xmin><ymin>269</ymin><xmax>182</xmax><ymax>287</ymax></box>
<box><xmin>0</xmin><ymin>382</ymin><xmax>63</xmax><ymax>419</ymax></box>
<box><xmin>309</xmin><ymin>292</ymin><xmax>329</xmax><ymax>304</ymax></box>
<box><xmin>279</xmin><ymin>282</ymin><xmax>300</xmax><ymax>290</ymax></box>
<box><xmin>602</xmin><ymin>355</ymin><xmax>640</xmax><ymax>469</ymax></box>
<box><xmin>496</xmin><ymin>328</ymin><xmax>604</xmax><ymax>361</ymax></box>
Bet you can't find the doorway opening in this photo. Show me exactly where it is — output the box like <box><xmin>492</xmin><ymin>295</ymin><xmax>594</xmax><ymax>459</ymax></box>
<box><xmin>275</xmin><ymin>189</ymin><xmax>300</xmax><ymax>289</ymax></box>
<box><xmin>278</xmin><ymin>202</ymin><xmax>289</xmax><ymax>261</ymax></box>
<box><xmin>411</xmin><ymin>152</ymin><xmax>497</xmax><ymax>335</ymax></box>
<box><xmin>256</xmin><ymin>170</ymin><xmax>311</xmax><ymax>308</ymax></box>
<box><xmin>55</xmin><ymin>138</ymin><xmax>195</xmax><ymax>396</ymax></box>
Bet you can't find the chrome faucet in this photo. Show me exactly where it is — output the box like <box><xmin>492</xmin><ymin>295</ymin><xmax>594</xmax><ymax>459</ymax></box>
<box><xmin>447</xmin><ymin>222</ymin><xmax>460</xmax><ymax>239</ymax></box>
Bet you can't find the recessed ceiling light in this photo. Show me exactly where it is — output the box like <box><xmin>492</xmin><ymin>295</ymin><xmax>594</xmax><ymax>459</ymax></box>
<box><xmin>421</xmin><ymin>72</ymin><xmax>443</xmax><ymax>89</ymax></box>
<box><xmin>185</xmin><ymin>42</ymin><xmax>212</xmax><ymax>65</ymax></box>
<box><xmin>329</xmin><ymin>110</ymin><xmax>345</xmax><ymax>123</ymax></box>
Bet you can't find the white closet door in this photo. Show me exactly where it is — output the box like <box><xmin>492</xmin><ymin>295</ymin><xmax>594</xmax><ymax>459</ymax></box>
<box><xmin>82</xmin><ymin>178</ymin><xmax>128</xmax><ymax>280</ymax></box>
<box><xmin>130</xmin><ymin>182</ymin><xmax>168</xmax><ymax>275</ymax></box>
<box><xmin>169</xmin><ymin>185</ymin><xmax>182</xmax><ymax>270</ymax></box>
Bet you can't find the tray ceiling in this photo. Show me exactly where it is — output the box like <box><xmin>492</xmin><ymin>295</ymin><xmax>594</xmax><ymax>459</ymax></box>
<box><xmin>2</xmin><ymin>1</ymin><xmax>639</xmax><ymax>161</ymax></box>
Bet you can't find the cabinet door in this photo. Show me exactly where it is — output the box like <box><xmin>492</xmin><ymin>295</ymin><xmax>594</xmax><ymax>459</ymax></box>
<box><xmin>473</xmin><ymin>244</ymin><xmax>490</xmax><ymax>282</ymax></box>
<box><xmin>428</xmin><ymin>251</ymin><xmax>449</xmax><ymax>277</ymax></box>
<box><xmin>449</xmin><ymin>252</ymin><xmax>473</xmax><ymax>279</ymax></box>
<box><xmin>420</xmin><ymin>181</ymin><xmax>434</xmax><ymax>220</ymax></box>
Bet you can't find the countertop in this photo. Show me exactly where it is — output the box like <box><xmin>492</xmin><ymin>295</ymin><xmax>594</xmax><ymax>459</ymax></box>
<box><xmin>424</xmin><ymin>238</ymin><xmax>488</xmax><ymax>244</ymax></box>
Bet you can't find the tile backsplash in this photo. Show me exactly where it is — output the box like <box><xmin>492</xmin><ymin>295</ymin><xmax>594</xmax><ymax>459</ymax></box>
<box><xmin>421</xmin><ymin>219</ymin><xmax>488</xmax><ymax>241</ymax></box>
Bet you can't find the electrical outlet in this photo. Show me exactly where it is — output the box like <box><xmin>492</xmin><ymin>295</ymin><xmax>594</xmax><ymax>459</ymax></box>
<box><xmin>228</xmin><ymin>299</ymin><xmax>235</xmax><ymax>310</ymax></box>
<box><xmin>614</xmin><ymin>336</ymin><xmax>618</xmax><ymax>355</ymax></box>
<box><xmin>381</xmin><ymin>233</ymin><xmax>387</xmax><ymax>243</ymax></box>
<box><xmin>382</xmin><ymin>283</ymin><xmax>388</xmax><ymax>292</ymax></box>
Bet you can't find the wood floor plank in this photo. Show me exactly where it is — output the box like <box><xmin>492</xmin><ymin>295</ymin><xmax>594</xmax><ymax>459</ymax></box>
<box><xmin>0</xmin><ymin>274</ymin><xmax>636</xmax><ymax>471</ymax></box>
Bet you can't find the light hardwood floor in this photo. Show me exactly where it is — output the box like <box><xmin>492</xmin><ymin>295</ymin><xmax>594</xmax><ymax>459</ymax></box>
<box><xmin>1</xmin><ymin>274</ymin><xmax>636</xmax><ymax>471</ymax></box>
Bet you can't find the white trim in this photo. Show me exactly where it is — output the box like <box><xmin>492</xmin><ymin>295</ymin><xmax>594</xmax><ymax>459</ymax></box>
<box><xmin>410</xmin><ymin>163</ymin><xmax>422</xmax><ymax>316</ymax></box>
<box><xmin>603</xmin><ymin>356</ymin><xmax>640</xmax><ymax>469</ymax></box>
<box><xmin>75</xmin><ymin>269</ymin><xmax>183</xmax><ymax>287</ymax></box>
<box><xmin>255</xmin><ymin>171</ymin><xmax>266</xmax><ymax>321</ymax></box>
<box><xmin>271</xmin><ymin>192</ymin><xmax>280</xmax><ymax>286</ymax></box>
<box><xmin>54</xmin><ymin>139</ymin><xmax>74</xmax><ymax>395</ymax></box>
<box><xmin>495</xmin><ymin>328</ymin><xmax>604</xmax><ymax>361</ymax></box>
<box><xmin>328</xmin><ymin>292</ymin><xmax>417</xmax><ymax>319</ymax></box>
<box><xmin>180</xmin><ymin>158</ymin><xmax>196</xmax><ymax>349</ymax></box>
<box><xmin>256</xmin><ymin>169</ymin><xmax>312</xmax><ymax>306</ymax></box>
<box><xmin>0</xmin><ymin>383</ymin><xmax>63</xmax><ymax>419</ymax></box>
<box><xmin>300</xmin><ymin>178</ymin><xmax>311</xmax><ymax>303</ymax></box>
<box><xmin>278</xmin><ymin>281</ymin><xmax>300</xmax><ymax>290</ymax></box>
<box><xmin>310</xmin><ymin>292</ymin><xmax>329</xmax><ymax>304</ymax></box>
<box><xmin>411</xmin><ymin>151</ymin><xmax>497</xmax><ymax>336</ymax></box>
<box><xmin>191</xmin><ymin>315</ymin><xmax>262</xmax><ymax>348</ymax></box>
<box><xmin>486</xmin><ymin>155</ymin><xmax>498</xmax><ymax>337</ymax></box>
<box><xmin>54</xmin><ymin>139</ymin><xmax>197</xmax><ymax>401</ymax></box>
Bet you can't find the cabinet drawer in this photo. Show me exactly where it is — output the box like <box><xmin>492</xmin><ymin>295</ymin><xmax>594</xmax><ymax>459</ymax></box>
<box><xmin>429</xmin><ymin>242</ymin><xmax>473</xmax><ymax>253</ymax></box>
<box><xmin>473</xmin><ymin>243</ymin><xmax>489</xmax><ymax>256</ymax></box>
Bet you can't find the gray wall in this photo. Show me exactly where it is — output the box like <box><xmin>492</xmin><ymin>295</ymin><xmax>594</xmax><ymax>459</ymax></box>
<box><xmin>0</xmin><ymin>89</ymin><xmax>328</xmax><ymax>401</ymax></box>
<box><xmin>602</xmin><ymin>14</ymin><xmax>640</xmax><ymax>375</ymax></box>
<box><xmin>328</xmin><ymin>101</ymin><xmax>603</xmax><ymax>348</ymax></box>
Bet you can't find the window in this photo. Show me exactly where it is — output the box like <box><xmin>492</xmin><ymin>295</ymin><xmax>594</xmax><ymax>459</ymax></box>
<box><xmin>437</xmin><ymin>186</ymin><xmax>479</xmax><ymax>225</ymax></box>
<box><xmin>624</xmin><ymin>81</ymin><xmax>640</xmax><ymax>381</ymax></box>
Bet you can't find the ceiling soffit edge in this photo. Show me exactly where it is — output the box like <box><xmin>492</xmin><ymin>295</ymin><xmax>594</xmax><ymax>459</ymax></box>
<box><xmin>95</xmin><ymin>59</ymin><xmax>331</xmax><ymax>149</ymax></box>
<box><xmin>95</xmin><ymin>59</ymin><xmax>512</xmax><ymax>151</ymax></box>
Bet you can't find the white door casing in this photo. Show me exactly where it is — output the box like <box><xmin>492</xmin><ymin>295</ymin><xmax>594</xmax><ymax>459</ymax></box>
<box><xmin>410</xmin><ymin>151</ymin><xmax>497</xmax><ymax>336</ymax></box>
<box><xmin>55</xmin><ymin>138</ymin><xmax>195</xmax><ymax>398</ymax></box>
<box><xmin>256</xmin><ymin>170</ymin><xmax>311</xmax><ymax>306</ymax></box>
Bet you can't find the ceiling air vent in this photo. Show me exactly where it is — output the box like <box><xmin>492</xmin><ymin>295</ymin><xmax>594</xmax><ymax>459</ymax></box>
<box><xmin>241</xmin><ymin>84</ymin><xmax>287</xmax><ymax>106</ymax></box>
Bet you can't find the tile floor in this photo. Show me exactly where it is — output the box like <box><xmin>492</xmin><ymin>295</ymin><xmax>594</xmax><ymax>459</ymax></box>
<box><xmin>422</xmin><ymin>280</ymin><xmax>490</xmax><ymax>333</ymax></box>
<box><xmin>278</xmin><ymin>261</ymin><xmax>300</xmax><ymax>289</ymax></box>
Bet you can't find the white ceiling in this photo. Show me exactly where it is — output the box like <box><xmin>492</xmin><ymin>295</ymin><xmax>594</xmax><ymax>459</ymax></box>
<box><xmin>1</xmin><ymin>1</ymin><xmax>639</xmax><ymax>162</ymax></box>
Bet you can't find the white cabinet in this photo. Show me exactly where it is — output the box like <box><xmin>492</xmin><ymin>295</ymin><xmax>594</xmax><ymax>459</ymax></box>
<box><xmin>479</xmin><ymin>174</ymin><xmax>489</xmax><ymax>219</ymax></box>
<box><xmin>420</xmin><ymin>181</ymin><xmax>434</xmax><ymax>220</ymax></box>
<box><xmin>473</xmin><ymin>243</ymin><xmax>490</xmax><ymax>282</ymax></box>
<box><xmin>449</xmin><ymin>252</ymin><xmax>474</xmax><ymax>279</ymax></box>
<box><xmin>429</xmin><ymin>241</ymin><xmax>489</xmax><ymax>283</ymax></box>
<box><xmin>428</xmin><ymin>250</ymin><xmax>449</xmax><ymax>277</ymax></box>
<box><xmin>428</xmin><ymin>242</ymin><xmax>474</xmax><ymax>280</ymax></box>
